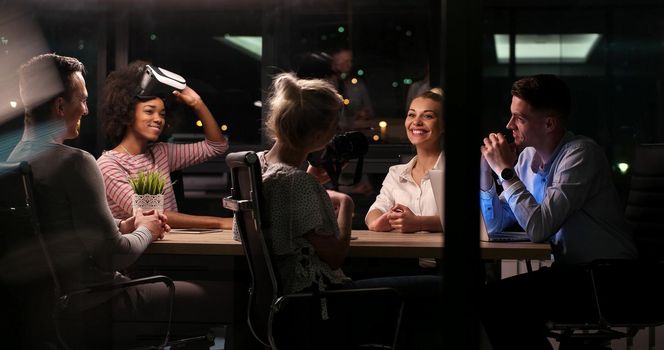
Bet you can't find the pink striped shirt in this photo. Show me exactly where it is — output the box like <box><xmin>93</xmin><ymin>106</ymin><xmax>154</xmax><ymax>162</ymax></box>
<box><xmin>97</xmin><ymin>139</ymin><xmax>229</xmax><ymax>219</ymax></box>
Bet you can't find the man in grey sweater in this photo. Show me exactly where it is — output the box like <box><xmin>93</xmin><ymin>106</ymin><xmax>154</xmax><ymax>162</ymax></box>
<box><xmin>8</xmin><ymin>53</ymin><xmax>228</xmax><ymax>349</ymax></box>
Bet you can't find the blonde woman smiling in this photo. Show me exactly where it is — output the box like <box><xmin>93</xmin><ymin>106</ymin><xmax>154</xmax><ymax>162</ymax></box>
<box><xmin>365</xmin><ymin>89</ymin><xmax>444</xmax><ymax>233</ymax></box>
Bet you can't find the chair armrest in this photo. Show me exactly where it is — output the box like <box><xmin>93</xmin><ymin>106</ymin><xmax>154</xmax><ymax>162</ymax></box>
<box><xmin>320</xmin><ymin>286</ymin><xmax>403</xmax><ymax>297</ymax></box>
<box><xmin>275</xmin><ymin>287</ymin><xmax>405</xmax><ymax>323</ymax></box>
<box><xmin>55</xmin><ymin>275</ymin><xmax>175</xmax><ymax>348</ymax></box>
<box><xmin>278</xmin><ymin>286</ymin><xmax>403</xmax><ymax>306</ymax></box>
<box><xmin>59</xmin><ymin>275</ymin><xmax>174</xmax><ymax>303</ymax></box>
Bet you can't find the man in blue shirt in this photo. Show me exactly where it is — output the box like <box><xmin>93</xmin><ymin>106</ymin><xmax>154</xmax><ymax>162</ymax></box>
<box><xmin>479</xmin><ymin>74</ymin><xmax>637</xmax><ymax>350</ymax></box>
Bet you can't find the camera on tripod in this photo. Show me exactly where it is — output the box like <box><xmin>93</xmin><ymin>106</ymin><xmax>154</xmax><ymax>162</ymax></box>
<box><xmin>307</xmin><ymin>131</ymin><xmax>369</xmax><ymax>190</ymax></box>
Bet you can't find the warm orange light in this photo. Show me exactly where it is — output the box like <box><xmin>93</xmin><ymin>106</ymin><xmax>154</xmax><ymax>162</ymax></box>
<box><xmin>372</xmin><ymin>135</ymin><xmax>380</xmax><ymax>141</ymax></box>
<box><xmin>221</xmin><ymin>124</ymin><xmax>228</xmax><ymax>131</ymax></box>
<box><xmin>195</xmin><ymin>120</ymin><xmax>203</xmax><ymax>127</ymax></box>
<box><xmin>343</xmin><ymin>99</ymin><xmax>350</xmax><ymax>105</ymax></box>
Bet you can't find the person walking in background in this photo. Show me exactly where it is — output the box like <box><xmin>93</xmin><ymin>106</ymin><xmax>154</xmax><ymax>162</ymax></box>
<box><xmin>332</xmin><ymin>47</ymin><xmax>374</xmax><ymax>131</ymax></box>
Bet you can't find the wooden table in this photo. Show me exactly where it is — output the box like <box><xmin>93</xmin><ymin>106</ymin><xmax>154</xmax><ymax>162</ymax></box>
<box><xmin>146</xmin><ymin>229</ymin><xmax>551</xmax><ymax>261</ymax></box>
<box><xmin>143</xmin><ymin>229</ymin><xmax>550</xmax><ymax>350</ymax></box>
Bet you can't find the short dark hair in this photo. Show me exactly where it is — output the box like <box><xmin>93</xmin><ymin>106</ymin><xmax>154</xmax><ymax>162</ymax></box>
<box><xmin>19</xmin><ymin>53</ymin><xmax>85</xmax><ymax>124</ymax></box>
<box><xmin>511</xmin><ymin>74</ymin><xmax>571</xmax><ymax>121</ymax></box>
<box><xmin>100</xmin><ymin>60</ymin><xmax>151</xmax><ymax>146</ymax></box>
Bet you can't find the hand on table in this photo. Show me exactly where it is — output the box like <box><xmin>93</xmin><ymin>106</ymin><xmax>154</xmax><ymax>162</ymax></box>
<box><xmin>119</xmin><ymin>215</ymin><xmax>136</xmax><ymax>234</ymax></box>
<box><xmin>387</xmin><ymin>204</ymin><xmax>420</xmax><ymax>233</ymax></box>
<box><xmin>135</xmin><ymin>210</ymin><xmax>170</xmax><ymax>241</ymax></box>
<box><xmin>369</xmin><ymin>211</ymin><xmax>393</xmax><ymax>232</ymax></box>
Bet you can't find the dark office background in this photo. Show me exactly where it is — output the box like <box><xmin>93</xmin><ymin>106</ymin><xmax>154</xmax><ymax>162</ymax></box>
<box><xmin>1</xmin><ymin>0</ymin><xmax>664</xmax><ymax>348</ymax></box>
<box><xmin>2</xmin><ymin>0</ymin><xmax>662</xmax><ymax>175</ymax></box>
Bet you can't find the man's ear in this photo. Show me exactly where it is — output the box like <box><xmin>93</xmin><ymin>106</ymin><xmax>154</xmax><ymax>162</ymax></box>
<box><xmin>53</xmin><ymin>96</ymin><xmax>66</xmax><ymax>118</ymax></box>
<box><xmin>544</xmin><ymin>115</ymin><xmax>559</xmax><ymax>133</ymax></box>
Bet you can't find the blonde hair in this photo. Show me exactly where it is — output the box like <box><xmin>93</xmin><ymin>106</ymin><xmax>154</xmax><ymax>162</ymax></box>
<box><xmin>429</xmin><ymin>87</ymin><xmax>444</xmax><ymax>97</ymax></box>
<box><xmin>265</xmin><ymin>73</ymin><xmax>343</xmax><ymax>149</ymax></box>
<box><xmin>416</xmin><ymin>87</ymin><xmax>444</xmax><ymax>103</ymax></box>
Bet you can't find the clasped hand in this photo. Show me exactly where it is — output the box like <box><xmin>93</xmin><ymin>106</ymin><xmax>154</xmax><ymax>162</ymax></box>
<box><xmin>480</xmin><ymin>132</ymin><xmax>516</xmax><ymax>175</ymax></box>
<box><xmin>374</xmin><ymin>204</ymin><xmax>419</xmax><ymax>233</ymax></box>
<box><xmin>121</xmin><ymin>210</ymin><xmax>170</xmax><ymax>242</ymax></box>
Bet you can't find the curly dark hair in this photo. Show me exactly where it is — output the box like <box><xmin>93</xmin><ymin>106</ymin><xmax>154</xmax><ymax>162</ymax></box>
<box><xmin>100</xmin><ymin>60</ymin><xmax>151</xmax><ymax>147</ymax></box>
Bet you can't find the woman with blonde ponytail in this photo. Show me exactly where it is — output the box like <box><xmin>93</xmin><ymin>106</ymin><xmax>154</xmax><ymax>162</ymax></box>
<box><xmin>258</xmin><ymin>73</ymin><xmax>352</xmax><ymax>295</ymax></box>
<box><xmin>245</xmin><ymin>73</ymin><xmax>442</xmax><ymax>350</ymax></box>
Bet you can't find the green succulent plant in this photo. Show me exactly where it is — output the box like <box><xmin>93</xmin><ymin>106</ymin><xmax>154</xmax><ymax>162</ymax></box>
<box><xmin>128</xmin><ymin>170</ymin><xmax>168</xmax><ymax>195</ymax></box>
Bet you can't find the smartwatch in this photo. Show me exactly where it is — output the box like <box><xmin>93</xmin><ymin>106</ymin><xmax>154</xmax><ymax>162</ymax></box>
<box><xmin>499</xmin><ymin>168</ymin><xmax>516</xmax><ymax>183</ymax></box>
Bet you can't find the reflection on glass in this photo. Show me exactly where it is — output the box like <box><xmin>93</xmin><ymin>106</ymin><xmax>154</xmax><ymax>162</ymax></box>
<box><xmin>494</xmin><ymin>33</ymin><xmax>601</xmax><ymax>64</ymax></box>
<box><xmin>213</xmin><ymin>34</ymin><xmax>262</xmax><ymax>60</ymax></box>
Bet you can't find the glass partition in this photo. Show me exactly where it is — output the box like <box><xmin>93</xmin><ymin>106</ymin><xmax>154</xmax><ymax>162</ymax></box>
<box><xmin>2</xmin><ymin>0</ymin><xmax>664</xmax><ymax>218</ymax></box>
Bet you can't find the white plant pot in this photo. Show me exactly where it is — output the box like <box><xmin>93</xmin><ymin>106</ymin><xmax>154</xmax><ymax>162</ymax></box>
<box><xmin>132</xmin><ymin>194</ymin><xmax>164</xmax><ymax>214</ymax></box>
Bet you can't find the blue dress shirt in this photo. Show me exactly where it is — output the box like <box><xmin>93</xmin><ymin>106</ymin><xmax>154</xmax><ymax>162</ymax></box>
<box><xmin>480</xmin><ymin>132</ymin><xmax>637</xmax><ymax>265</ymax></box>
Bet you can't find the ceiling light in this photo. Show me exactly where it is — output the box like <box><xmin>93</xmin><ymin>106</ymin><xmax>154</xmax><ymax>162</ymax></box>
<box><xmin>494</xmin><ymin>33</ymin><xmax>601</xmax><ymax>64</ymax></box>
<box><xmin>213</xmin><ymin>35</ymin><xmax>262</xmax><ymax>60</ymax></box>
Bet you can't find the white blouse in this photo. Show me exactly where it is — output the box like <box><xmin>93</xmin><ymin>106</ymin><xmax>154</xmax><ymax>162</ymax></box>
<box><xmin>365</xmin><ymin>152</ymin><xmax>444</xmax><ymax>224</ymax></box>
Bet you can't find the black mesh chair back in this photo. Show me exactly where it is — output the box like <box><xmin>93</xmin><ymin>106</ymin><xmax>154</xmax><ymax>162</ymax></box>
<box><xmin>223</xmin><ymin>151</ymin><xmax>276</xmax><ymax>347</ymax></box>
<box><xmin>0</xmin><ymin>162</ymin><xmax>63</xmax><ymax>347</ymax></box>
<box><xmin>0</xmin><ymin>161</ymin><xmax>61</xmax><ymax>291</ymax></box>
<box><xmin>548</xmin><ymin>144</ymin><xmax>664</xmax><ymax>349</ymax></box>
<box><xmin>625</xmin><ymin>143</ymin><xmax>664</xmax><ymax>262</ymax></box>
<box><xmin>594</xmin><ymin>143</ymin><xmax>664</xmax><ymax>336</ymax></box>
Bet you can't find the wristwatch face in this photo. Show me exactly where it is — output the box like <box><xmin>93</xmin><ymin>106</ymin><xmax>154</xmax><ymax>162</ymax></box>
<box><xmin>500</xmin><ymin>168</ymin><xmax>515</xmax><ymax>181</ymax></box>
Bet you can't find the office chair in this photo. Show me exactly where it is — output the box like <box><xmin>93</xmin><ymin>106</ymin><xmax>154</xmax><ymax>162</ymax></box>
<box><xmin>0</xmin><ymin>161</ymin><xmax>175</xmax><ymax>349</ymax></box>
<box><xmin>625</xmin><ymin>143</ymin><xmax>664</xmax><ymax>262</ymax></box>
<box><xmin>622</xmin><ymin>143</ymin><xmax>664</xmax><ymax>348</ymax></box>
<box><xmin>223</xmin><ymin>151</ymin><xmax>404</xmax><ymax>350</ymax></box>
<box><xmin>547</xmin><ymin>144</ymin><xmax>664</xmax><ymax>350</ymax></box>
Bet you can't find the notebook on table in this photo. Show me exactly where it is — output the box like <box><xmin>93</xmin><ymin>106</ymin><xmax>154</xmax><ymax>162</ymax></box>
<box><xmin>169</xmin><ymin>228</ymin><xmax>224</xmax><ymax>234</ymax></box>
<box><xmin>479</xmin><ymin>210</ymin><xmax>530</xmax><ymax>242</ymax></box>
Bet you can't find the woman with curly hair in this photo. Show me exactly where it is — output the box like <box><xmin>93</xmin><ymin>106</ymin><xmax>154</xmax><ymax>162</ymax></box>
<box><xmin>97</xmin><ymin>61</ymin><xmax>232</xmax><ymax>229</ymax></box>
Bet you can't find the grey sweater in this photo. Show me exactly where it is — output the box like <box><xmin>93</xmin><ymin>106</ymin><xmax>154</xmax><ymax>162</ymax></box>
<box><xmin>7</xmin><ymin>141</ymin><xmax>152</xmax><ymax>309</ymax></box>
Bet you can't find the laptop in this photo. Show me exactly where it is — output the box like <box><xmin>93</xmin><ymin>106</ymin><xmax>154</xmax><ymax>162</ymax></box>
<box><xmin>479</xmin><ymin>210</ymin><xmax>530</xmax><ymax>242</ymax></box>
<box><xmin>428</xmin><ymin>169</ymin><xmax>445</xmax><ymax>230</ymax></box>
<box><xmin>429</xmin><ymin>168</ymin><xmax>528</xmax><ymax>242</ymax></box>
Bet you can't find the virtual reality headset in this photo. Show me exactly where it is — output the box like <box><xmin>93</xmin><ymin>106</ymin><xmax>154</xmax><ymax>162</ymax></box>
<box><xmin>136</xmin><ymin>65</ymin><xmax>186</xmax><ymax>99</ymax></box>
